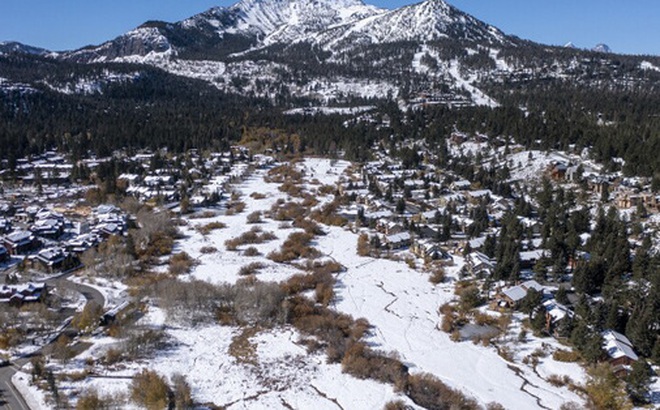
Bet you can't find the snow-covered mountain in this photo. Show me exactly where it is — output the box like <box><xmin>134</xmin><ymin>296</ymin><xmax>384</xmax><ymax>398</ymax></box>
<box><xmin>0</xmin><ymin>41</ymin><xmax>49</xmax><ymax>56</ymax></box>
<box><xmin>592</xmin><ymin>43</ymin><xmax>612</xmax><ymax>53</ymax></box>
<box><xmin>64</xmin><ymin>0</ymin><xmax>510</xmax><ymax>63</ymax></box>
<box><xmin>312</xmin><ymin>0</ymin><xmax>509</xmax><ymax>50</ymax></box>
<box><xmin>65</xmin><ymin>0</ymin><xmax>385</xmax><ymax>62</ymax></box>
<box><xmin>2</xmin><ymin>0</ymin><xmax>658</xmax><ymax>108</ymax></box>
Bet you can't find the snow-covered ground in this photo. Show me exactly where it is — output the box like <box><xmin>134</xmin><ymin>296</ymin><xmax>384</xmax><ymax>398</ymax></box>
<box><xmin>35</xmin><ymin>158</ymin><xmax>594</xmax><ymax>409</ymax></box>
<box><xmin>284</xmin><ymin>106</ymin><xmax>375</xmax><ymax>116</ymax></box>
<box><xmin>315</xmin><ymin>227</ymin><xmax>584</xmax><ymax>409</ymax></box>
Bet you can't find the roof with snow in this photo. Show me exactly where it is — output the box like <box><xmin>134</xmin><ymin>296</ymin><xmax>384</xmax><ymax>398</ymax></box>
<box><xmin>502</xmin><ymin>286</ymin><xmax>527</xmax><ymax>302</ymax></box>
<box><xmin>602</xmin><ymin>330</ymin><xmax>638</xmax><ymax>361</ymax></box>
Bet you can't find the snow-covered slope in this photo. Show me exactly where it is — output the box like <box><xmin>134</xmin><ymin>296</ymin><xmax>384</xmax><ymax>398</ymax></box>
<box><xmin>66</xmin><ymin>0</ymin><xmax>384</xmax><ymax>63</ymax></box>
<box><xmin>0</xmin><ymin>41</ymin><xmax>50</xmax><ymax>56</ymax></box>
<box><xmin>201</xmin><ymin>0</ymin><xmax>383</xmax><ymax>45</ymax></box>
<box><xmin>314</xmin><ymin>0</ymin><xmax>508</xmax><ymax>50</ymax></box>
<box><xmin>64</xmin><ymin>0</ymin><xmax>510</xmax><ymax>63</ymax></box>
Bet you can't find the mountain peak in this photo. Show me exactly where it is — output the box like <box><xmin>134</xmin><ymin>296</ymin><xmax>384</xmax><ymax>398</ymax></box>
<box><xmin>592</xmin><ymin>43</ymin><xmax>612</xmax><ymax>53</ymax></box>
<box><xmin>0</xmin><ymin>41</ymin><xmax>50</xmax><ymax>56</ymax></box>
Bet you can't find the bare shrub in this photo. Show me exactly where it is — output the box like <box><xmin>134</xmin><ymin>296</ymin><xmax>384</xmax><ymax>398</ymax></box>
<box><xmin>199</xmin><ymin>246</ymin><xmax>217</xmax><ymax>254</ymax></box>
<box><xmin>270</xmin><ymin>200</ymin><xmax>307</xmax><ymax>221</ymax></box>
<box><xmin>250</xmin><ymin>192</ymin><xmax>267</xmax><ymax>200</ymax></box>
<box><xmin>153</xmin><ymin>279</ymin><xmax>232</xmax><ymax>325</ymax></box>
<box><xmin>315</xmin><ymin>282</ymin><xmax>335</xmax><ymax>306</ymax></box>
<box><xmin>233</xmin><ymin>281</ymin><xmax>286</xmax><ymax>326</ymax></box>
<box><xmin>301</xmin><ymin>194</ymin><xmax>319</xmax><ymax>208</ymax></box>
<box><xmin>440</xmin><ymin>313</ymin><xmax>456</xmax><ymax>333</ymax></box>
<box><xmin>429</xmin><ymin>267</ymin><xmax>446</xmax><ymax>285</ymax></box>
<box><xmin>229</xmin><ymin>327</ymin><xmax>259</xmax><ymax>366</ymax></box>
<box><xmin>124</xmin><ymin>329</ymin><xmax>168</xmax><ymax>360</ymax></box>
<box><xmin>197</xmin><ymin>222</ymin><xmax>227</xmax><ymax>235</ymax></box>
<box><xmin>293</xmin><ymin>217</ymin><xmax>325</xmax><ymax>236</ymax></box>
<box><xmin>384</xmin><ymin>399</ymin><xmax>409</xmax><ymax>410</ymax></box>
<box><xmin>226</xmin><ymin>201</ymin><xmax>246</xmax><ymax>215</ymax></box>
<box><xmin>310</xmin><ymin>200</ymin><xmax>348</xmax><ymax>227</ymax></box>
<box><xmin>238</xmin><ymin>262</ymin><xmax>266</xmax><ymax>276</ymax></box>
<box><xmin>132</xmin><ymin>208</ymin><xmax>178</xmax><ymax>260</ymax></box>
<box><xmin>268</xmin><ymin>232</ymin><xmax>320</xmax><ymax>263</ymax></box>
<box><xmin>357</xmin><ymin>233</ymin><xmax>371</xmax><ymax>256</ymax></box>
<box><xmin>76</xmin><ymin>388</ymin><xmax>115</xmax><ymax>410</ymax></box>
<box><xmin>547</xmin><ymin>374</ymin><xmax>573</xmax><ymax>387</ymax></box>
<box><xmin>104</xmin><ymin>348</ymin><xmax>123</xmax><ymax>365</ymax></box>
<box><xmin>168</xmin><ymin>252</ymin><xmax>196</xmax><ymax>276</ymax></box>
<box><xmin>246</xmin><ymin>211</ymin><xmax>262</xmax><ymax>224</ymax></box>
<box><xmin>342</xmin><ymin>342</ymin><xmax>408</xmax><ymax>388</ymax></box>
<box><xmin>243</xmin><ymin>247</ymin><xmax>261</xmax><ymax>257</ymax></box>
<box><xmin>171</xmin><ymin>373</ymin><xmax>193</xmax><ymax>410</ymax></box>
<box><xmin>317</xmin><ymin>185</ymin><xmax>336</xmax><ymax>196</ymax></box>
<box><xmin>130</xmin><ymin>369</ymin><xmax>170</xmax><ymax>410</ymax></box>
<box><xmin>72</xmin><ymin>302</ymin><xmax>103</xmax><ymax>334</ymax></box>
<box><xmin>266</xmin><ymin>164</ymin><xmax>303</xmax><ymax>184</ymax></box>
<box><xmin>553</xmin><ymin>349</ymin><xmax>581</xmax><ymax>362</ymax></box>
<box><xmin>280</xmin><ymin>181</ymin><xmax>303</xmax><ymax>197</ymax></box>
<box><xmin>474</xmin><ymin>312</ymin><xmax>498</xmax><ymax>327</ymax></box>
<box><xmin>405</xmin><ymin>258</ymin><xmax>416</xmax><ymax>270</ymax></box>
<box><xmin>406</xmin><ymin>372</ymin><xmax>481</xmax><ymax>410</ymax></box>
<box><xmin>226</xmin><ymin>227</ymin><xmax>278</xmax><ymax>250</ymax></box>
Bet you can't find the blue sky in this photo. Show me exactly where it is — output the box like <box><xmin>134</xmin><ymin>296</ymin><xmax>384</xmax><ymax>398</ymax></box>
<box><xmin>0</xmin><ymin>0</ymin><xmax>658</xmax><ymax>55</ymax></box>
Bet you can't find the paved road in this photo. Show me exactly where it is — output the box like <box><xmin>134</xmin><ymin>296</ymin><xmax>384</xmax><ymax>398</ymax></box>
<box><xmin>0</xmin><ymin>272</ymin><xmax>105</xmax><ymax>409</ymax></box>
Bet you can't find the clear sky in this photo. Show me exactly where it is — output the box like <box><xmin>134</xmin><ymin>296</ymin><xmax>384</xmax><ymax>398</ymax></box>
<box><xmin>0</xmin><ymin>0</ymin><xmax>658</xmax><ymax>56</ymax></box>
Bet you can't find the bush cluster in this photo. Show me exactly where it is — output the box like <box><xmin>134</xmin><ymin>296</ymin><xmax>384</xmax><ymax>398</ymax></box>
<box><xmin>225</xmin><ymin>227</ymin><xmax>277</xmax><ymax>250</ymax></box>
<box><xmin>168</xmin><ymin>252</ymin><xmax>196</xmax><ymax>276</ymax></box>
<box><xmin>238</xmin><ymin>262</ymin><xmax>266</xmax><ymax>276</ymax></box>
<box><xmin>197</xmin><ymin>221</ymin><xmax>227</xmax><ymax>235</ymax></box>
<box><xmin>268</xmin><ymin>232</ymin><xmax>320</xmax><ymax>263</ymax></box>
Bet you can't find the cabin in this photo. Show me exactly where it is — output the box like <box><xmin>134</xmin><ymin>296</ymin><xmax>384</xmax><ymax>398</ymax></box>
<box><xmin>601</xmin><ymin>330</ymin><xmax>638</xmax><ymax>375</ymax></box>
<box><xmin>100</xmin><ymin>301</ymin><xmax>130</xmax><ymax>326</ymax></box>
<box><xmin>0</xmin><ymin>283</ymin><xmax>46</xmax><ymax>306</ymax></box>
<box><xmin>411</xmin><ymin>239</ymin><xmax>450</xmax><ymax>261</ymax></box>
<box><xmin>542</xmin><ymin>299</ymin><xmax>573</xmax><ymax>336</ymax></box>
<box><xmin>497</xmin><ymin>280</ymin><xmax>545</xmax><ymax>309</ymax></box>
<box><xmin>465</xmin><ymin>251</ymin><xmax>495</xmax><ymax>276</ymax></box>
<box><xmin>3</xmin><ymin>231</ymin><xmax>40</xmax><ymax>255</ymax></box>
<box><xmin>384</xmin><ymin>232</ymin><xmax>412</xmax><ymax>250</ymax></box>
<box><xmin>31</xmin><ymin>247</ymin><xmax>75</xmax><ymax>273</ymax></box>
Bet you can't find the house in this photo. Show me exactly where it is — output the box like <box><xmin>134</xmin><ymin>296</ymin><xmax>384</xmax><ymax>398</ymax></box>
<box><xmin>3</xmin><ymin>231</ymin><xmax>40</xmax><ymax>255</ymax></box>
<box><xmin>100</xmin><ymin>301</ymin><xmax>130</xmax><ymax>326</ymax></box>
<box><xmin>383</xmin><ymin>232</ymin><xmax>412</xmax><ymax>250</ymax></box>
<box><xmin>93</xmin><ymin>222</ymin><xmax>123</xmax><ymax>238</ymax></box>
<box><xmin>542</xmin><ymin>299</ymin><xmax>573</xmax><ymax>336</ymax></box>
<box><xmin>0</xmin><ymin>283</ymin><xmax>46</xmax><ymax>306</ymax></box>
<box><xmin>451</xmin><ymin>180</ymin><xmax>472</xmax><ymax>191</ymax></box>
<box><xmin>30</xmin><ymin>217</ymin><xmax>65</xmax><ymax>239</ymax></box>
<box><xmin>519</xmin><ymin>249</ymin><xmax>548</xmax><ymax>269</ymax></box>
<box><xmin>466</xmin><ymin>251</ymin><xmax>495</xmax><ymax>276</ymax></box>
<box><xmin>31</xmin><ymin>247</ymin><xmax>74</xmax><ymax>273</ymax></box>
<box><xmin>411</xmin><ymin>239</ymin><xmax>451</xmax><ymax>261</ymax></box>
<box><xmin>549</xmin><ymin>163</ymin><xmax>568</xmax><ymax>180</ymax></box>
<box><xmin>66</xmin><ymin>234</ymin><xmax>99</xmax><ymax>254</ymax></box>
<box><xmin>601</xmin><ymin>330</ymin><xmax>638</xmax><ymax>375</ymax></box>
<box><xmin>497</xmin><ymin>280</ymin><xmax>545</xmax><ymax>308</ymax></box>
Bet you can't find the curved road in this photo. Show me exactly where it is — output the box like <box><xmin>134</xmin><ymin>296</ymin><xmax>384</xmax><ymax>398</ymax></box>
<box><xmin>0</xmin><ymin>271</ymin><xmax>105</xmax><ymax>409</ymax></box>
